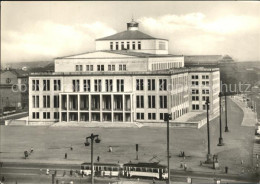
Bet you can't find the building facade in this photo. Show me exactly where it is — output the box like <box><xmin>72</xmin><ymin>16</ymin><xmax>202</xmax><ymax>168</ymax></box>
<box><xmin>29</xmin><ymin>20</ymin><xmax>220</xmax><ymax>123</ymax></box>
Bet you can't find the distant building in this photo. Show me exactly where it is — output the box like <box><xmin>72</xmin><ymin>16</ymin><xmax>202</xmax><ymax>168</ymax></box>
<box><xmin>184</xmin><ymin>55</ymin><xmax>235</xmax><ymax>67</ymax></box>
<box><xmin>0</xmin><ymin>69</ymin><xmax>28</xmax><ymax>113</ymax></box>
<box><xmin>28</xmin><ymin>20</ymin><xmax>220</xmax><ymax>124</ymax></box>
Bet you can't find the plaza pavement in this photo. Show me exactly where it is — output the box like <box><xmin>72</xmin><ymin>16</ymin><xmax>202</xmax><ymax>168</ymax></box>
<box><xmin>0</xmin><ymin>97</ymin><xmax>258</xmax><ymax>182</ymax></box>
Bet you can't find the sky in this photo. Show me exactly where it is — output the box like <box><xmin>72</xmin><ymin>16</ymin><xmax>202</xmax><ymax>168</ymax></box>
<box><xmin>1</xmin><ymin>1</ymin><xmax>260</xmax><ymax>64</ymax></box>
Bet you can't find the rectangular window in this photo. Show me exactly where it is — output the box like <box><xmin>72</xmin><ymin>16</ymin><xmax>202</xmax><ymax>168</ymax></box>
<box><xmin>192</xmin><ymin>96</ymin><xmax>199</xmax><ymax>101</ymax></box>
<box><xmin>105</xmin><ymin>79</ymin><xmax>113</xmax><ymax>92</ymax></box>
<box><xmin>192</xmin><ymin>81</ymin><xmax>199</xmax><ymax>86</ymax></box>
<box><xmin>112</xmin><ymin>65</ymin><xmax>115</xmax><ymax>71</ymax></box>
<box><xmin>192</xmin><ymin>104</ymin><xmax>200</xmax><ymax>110</ymax></box>
<box><xmin>192</xmin><ymin>89</ymin><xmax>199</xmax><ymax>94</ymax></box>
<box><xmin>54</xmin><ymin>80</ymin><xmax>61</xmax><ymax>91</ymax></box>
<box><xmin>119</xmin><ymin>65</ymin><xmax>122</xmax><ymax>71</ymax></box>
<box><xmin>76</xmin><ymin>65</ymin><xmax>83</xmax><ymax>71</ymax></box>
<box><xmin>94</xmin><ymin>79</ymin><xmax>102</xmax><ymax>92</ymax></box>
<box><xmin>136</xmin><ymin>95</ymin><xmax>144</xmax><ymax>108</ymax></box>
<box><xmin>32</xmin><ymin>112</ymin><xmax>39</xmax><ymax>119</ymax></box>
<box><xmin>110</xmin><ymin>42</ymin><xmax>113</xmax><ymax>50</ymax></box>
<box><xmin>108</xmin><ymin>65</ymin><xmax>111</xmax><ymax>71</ymax></box>
<box><xmin>202</xmin><ymin>96</ymin><xmax>209</xmax><ymax>101</ymax></box>
<box><xmin>54</xmin><ymin>95</ymin><xmax>59</xmax><ymax>108</ymax></box>
<box><xmin>148</xmin><ymin>79</ymin><xmax>155</xmax><ymax>91</ymax></box>
<box><xmin>54</xmin><ymin>112</ymin><xmax>59</xmax><ymax>119</ymax></box>
<box><xmin>132</xmin><ymin>42</ymin><xmax>135</xmax><ymax>50</ymax></box>
<box><xmin>43</xmin><ymin>112</ymin><xmax>50</xmax><ymax>119</ymax></box>
<box><xmin>160</xmin><ymin>113</ymin><xmax>168</xmax><ymax>120</ymax></box>
<box><xmin>202</xmin><ymin>89</ymin><xmax>209</xmax><ymax>94</ymax></box>
<box><xmin>148</xmin><ymin>113</ymin><xmax>156</xmax><ymax>120</ymax></box>
<box><xmin>123</xmin><ymin>64</ymin><xmax>126</xmax><ymax>71</ymax></box>
<box><xmin>32</xmin><ymin>80</ymin><xmax>39</xmax><ymax>91</ymax></box>
<box><xmin>43</xmin><ymin>95</ymin><xmax>50</xmax><ymax>108</ymax></box>
<box><xmin>136</xmin><ymin>79</ymin><xmax>144</xmax><ymax>91</ymax></box>
<box><xmin>121</xmin><ymin>42</ymin><xmax>124</xmax><ymax>50</ymax></box>
<box><xmin>72</xmin><ymin>80</ymin><xmax>80</xmax><ymax>92</ymax></box>
<box><xmin>136</xmin><ymin>113</ymin><xmax>144</xmax><ymax>120</ymax></box>
<box><xmin>191</xmin><ymin>75</ymin><xmax>199</xmax><ymax>79</ymax></box>
<box><xmin>127</xmin><ymin>42</ymin><xmax>130</xmax><ymax>50</ymax></box>
<box><xmin>116</xmin><ymin>42</ymin><xmax>119</xmax><ymax>50</ymax></box>
<box><xmin>97</xmin><ymin>65</ymin><xmax>104</xmax><ymax>71</ymax></box>
<box><xmin>148</xmin><ymin>95</ymin><xmax>156</xmax><ymax>108</ymax></box>
<box><xmin>116</xmin><ymin>79</ymin><xmax>124</xmax><ymax>92</ymax></box>
<box><xmin>202</xmin><ymin>81</ymin><xmax>209</xmax><ymax>86</ymax></box>
<box><xmin>43</xmin><ymin>80</ymin><xmax>50</xmax><ymax>91</ymax></box>
<box><xmin>83</xmin><ymin>80</ymin><xmax>91</xmax><ymax>92</ymax></box>
<box><xmin>159</xmin><ymin>96</ymin><xmax>167</xmax><ymax>108</ymax></box>
<box><xmin>86</xmin><ymin>65</ymin><xmax>93</xmax><ymax>71</ymax></box>
<box><xmin>159</xmin><ymin>79</ymin><xmax>167</xmax><ymax>91</ymax></box>
<box><xmin>32</xmin><ymin>95</ymin><xmax>39</xmax><ymax>108</ymax></box>
<box><xmin>202</xmin><ymin>75</ymin><xmax>209</xmax><ymax>79</ymax></box>
<box><xmin>138</xmin><ymin>41</ymin><xmax>141</xmax><ymax>50</ymax></box>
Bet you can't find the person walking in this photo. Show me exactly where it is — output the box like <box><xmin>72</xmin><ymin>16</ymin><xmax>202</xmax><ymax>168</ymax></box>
<box><xmin>65</xmin><ymin>153</ymin><xmax>67</xmax><ymax>159</ymax></box>
<box><xmin>97</xmin><ymin>156</ymin><xmax>100</xmax><ymax>162</ymax></box>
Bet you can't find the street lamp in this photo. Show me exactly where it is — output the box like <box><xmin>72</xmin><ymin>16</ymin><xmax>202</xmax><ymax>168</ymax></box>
<box><xmin>218</xmin><ymin>92</ymin><xmax>224</xmax><ymax>146</ymax></box>
<box><xmin>224</xmin><ymin>93</ymin><xmax>229</xmax><ymax>132</ymax></box>
<box><xmin>164</xmin><ymin>113</ymin><xmax>172</xmax><ymax>184</ymax></box>
<box><xmin>205</xmin><ymin>98</ymin><xmax>212</xmax><ymax>163</ymax></box>
<box><xmin>84</xmin><ymin>133</ymin><xmax>101</xmax><ymax>184</ymax></box>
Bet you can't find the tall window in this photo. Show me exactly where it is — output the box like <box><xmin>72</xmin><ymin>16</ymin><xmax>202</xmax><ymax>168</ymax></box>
<box><xmin>136</xmin><ymin>79</ymin><xmax>144</xmax><ymax>91</ymax></box>
<box><xmin>159</xmin><ymin>79</ymin><xmax>167</xmax><ymax>91</ymax></box>
<box><xmin>76</xmin><ymin>65</ymin><xmax>83</xmax><ymax>71</ymax></box>
<box><xmin>32</xmin><ymin>80</ymin><xmax>39</xmax><ymax>91</ymax></box>
<box><xmin>138</xmin><ymin>41</ymin><xmax>141</xmax><ymax>50</ymax></box>
<box><xmin>121</xmin><ymin>42</ymin><xmax>124</xmax><ymax>50</ymax></box>
<box><xmin>32</xmin><ymin>112</ymin><xmax>39</xmax><ymax>119</ymax></box>
<box><xmin>110</xmin><ymin>42</ymin><xmax>113</xmax><ymax>50</ymax></box>
<box><xmin>32</xmin><ymin>95</ymin><xmax>39</xmax><ymax>108</ymax></box>
<box><xmin>43</xmin><ymin>80</ymin><xmax>50</xmax><ymax>91</ymax></box>
<box><xmin>54</xmin><ymin>95</ymin><xmax>59</xmax><ymax>108</ymax></box>
<box><xmin>127</xmin><ymin>42</ymin><xmax>130</xmax><ymax>50</ymax></box>
<box><xmin>73</xmin><ymin>80</ymin><xmax>80</xmax><ymax>92</ymax></box>
<box><xmin>192</xmin><ymin>104</ymin><xmax>200</xmax><ymax>110</ymax></box>
<box><xmin>160</xmin><ymin>113</ymin><xmax>168</xmax><ymax>120</ymax></box>
<box><xmin>94</xmin><ymin>79</ymin><xmax>102</xmax><ymax>92</ymax></box>
<box><xmin>83</xmin><ymin>80</ymin><xmax>91</xmax><ymax>92</ymax></box>
<box><xmin>132</xmin><ymin>41</ymin><xmax>135</xmax><ymax>50</ymax></box>
<box><xmin>192</xmin><ymin>96</ymin><xmax>199</xmax><ymax>101</ymax></box>
<box><xmin>43</xmin><ymin>95</ymin><xmax>50</xmax><ymax>108</ymax></box>
<box><xmin>97</xmin><ymin>65</ymin><xmax>104</xmax><ymax>71</ymax></box>
<box><xmin>105</xmin><ymin>79</ymin><xmax>113</xmax><ymax>92</ymax></box>
<box><xmin>148</xmin><ymin>79</ymin><xmax>155</xmax><ymax>91</ymax></box>
<box><xmin>192</xmin><ymin>89</ymin><xmax>199</xmax><ymax>94</ymax></box>
<box><xmin>117</xmin><ymin>79</ymin><xmax>124</xmax><ymax>92</ymax></box>
<box><xmin>43</xmin><ymin>112</ymin><xmax>50</xmax><ymax>119</ymax></box>
<box><xmin>54</xmin><ymin>112</ymin><xmax>59</xmax><ymax>119</ymax></box>
<box><xmin>136</xmin><ymin>95</ymin><xmax>144</xmax><ymax>108</ymax></box>
<box><xmin>202</xmin><ymin>89</ymin><xmax>209</xmax><ymax>94</ymax></box>
<box><xmin>108</xmin><ymin>65</ymin><xmax>115</xmax><ymax>71</ymax></box>
<box><xmin>86</xmin><ymin>65</ymin><xmax>93</xmax><ymax>71</ymax></box>
<box><xmin>116</xmin><ymin>42</ymin><xmax>119</xmax><ymax>50</ymax></box>
<box><xmin>54</xmin><ymin>80</ymin><xmax>61</xmax><ymax>91</ymax></box>
<box><xmin>148</xmin><ymin>95</ymin><xmax>156</xmax><ymax>108</ymax></box>
<box><xmin>159</xmin><ymin>96</ymin><xmax>167</xmax><ymax>108</ymax></box>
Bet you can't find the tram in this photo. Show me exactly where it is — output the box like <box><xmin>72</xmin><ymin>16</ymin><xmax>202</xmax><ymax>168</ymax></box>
<box><xmin>80</xmin><ymin>162</ymin><xmax>121</xmax><ymax>177</ymax></box>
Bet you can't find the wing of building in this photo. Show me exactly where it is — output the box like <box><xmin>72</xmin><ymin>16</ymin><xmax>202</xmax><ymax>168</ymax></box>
<box><xmin>29</xmin><ymin>20</ymin><xmax>220</xmax><ymax>124</ymax></box>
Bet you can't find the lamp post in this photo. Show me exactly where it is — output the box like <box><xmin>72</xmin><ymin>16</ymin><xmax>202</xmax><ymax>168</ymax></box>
<box><xmin>165</xmin><ymin>113</ymin><xmax>172</xmax><ymax>184</ymax></box>
<box><xmin>224</xmin><ymin>93</ymin><xmax>229</xmax><ymax>132</ymax></box>
<box><xmin>218</xmin><ymin>92</ymin><xmax>224</xmax><ymax>146</ymax></box>
<box><xmin>84</xmin><ymin>133</ymin><xmax>101</xmax><ymax>184</ymax></box>
<box><xmin>205</xmin><ymin>99</ymin><xmax>212</xmax><ymax>163</ymax></box>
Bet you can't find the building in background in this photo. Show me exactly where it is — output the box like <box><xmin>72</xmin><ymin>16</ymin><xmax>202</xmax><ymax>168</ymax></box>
<box><xmin>28</xmin><ymin>20</ymin><xmax>220</xmax><ymax>124</ymax></box>
<box><xmin>0</xmin><ymin>69</ymin><xmax>28</xmax><ymax>114</ymax></box>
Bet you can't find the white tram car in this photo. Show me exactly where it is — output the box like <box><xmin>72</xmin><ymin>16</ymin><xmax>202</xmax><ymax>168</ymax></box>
<box><xmin>80</xmin><ymin>162</ymin><xmax>120</xmax><ymax>177</ymax></box>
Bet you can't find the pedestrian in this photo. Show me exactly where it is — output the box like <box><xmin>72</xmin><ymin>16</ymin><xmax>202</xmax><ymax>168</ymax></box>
<box><xmin>70</xmin><ymin>146</ymin><xmax>73</xmax><ymax>151</ymax></box>
<box><xmin>183</xmin><ymin>151</ymin><xmax>185</xmax><ymax>157</ymax></box>
<box><xmin>70</xmin><ymin>169</ymin><xmax>73</xmax><ymax>176</ymax></box>
<box><xmin>180</xmin><ymin>162</ymin><xmax>183</xmax><ymax>168</ymax></box>
<box><xmin>46</xmin><ymin>169</ymin><xmax>50</xmax><ymax>175</ymax></box>
<box><xmin>184</xmin><ymin>163</ymin><xmax>187</xmax><ymax>171</ymax></box>
<box><xmin>109</xmin><ymin>146</ymin><xmax>112</xmax><ymax>152</ymax></box>
<box><xmin>97</xmin><ymin>156</ymin><xmax>100</xmax><ymax>162</ymax></box>
<box><xmin>1</xmin><ymin>176</ymin><xmax>5</xmax><ymax>182</ymax></box>
<box><xmin>65</xmin><ymin>153</ymin><xmax>67</xmax><ymax>159</ymax></box>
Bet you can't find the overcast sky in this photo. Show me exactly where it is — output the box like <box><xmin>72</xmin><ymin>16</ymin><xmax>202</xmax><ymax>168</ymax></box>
<box><xmin>1</xmin><ymin>1</ymin><xmax>260</xmax><ymax>63</ymax></box>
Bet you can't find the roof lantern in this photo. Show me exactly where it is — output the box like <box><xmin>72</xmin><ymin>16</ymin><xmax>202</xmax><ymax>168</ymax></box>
<box><xmin>127</xmin><ymin>18</ymin><xmax>139</xmax><ymax>31</ymax></box>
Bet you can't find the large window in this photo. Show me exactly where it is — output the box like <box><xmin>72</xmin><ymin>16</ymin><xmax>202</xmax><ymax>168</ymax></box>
<box><xmin>97</xmin><ymin>65</ymin><xmax>104</xmax><ymax>71</ymax></box>
<box><xmin>159</xmin><ymin>79</ymin><xmax>167</xmax><ymax>91</ymax></box>
<box><xmin>117</xmin><ymin>79</ymin><xmax>124</xmax><ymax>92</ymax></box>
<box><xmin>136</xmin><ymin>95</ymin><xmax>144</xmax><ymax>108</ymax></box>
<box><xmin>127</xmin><ymin>42</ymin><xmax>130</xmax><ymax>50</ymax></box>
<box><xmin>121</xmin><ymin>42</ymin><xmax>124</xmax><ymax>50</ymax></box>
<box><xmin>159</xmin><ymin>96</ymin><xmax>167</xmax><ymax>108</ymax></box>
<box><xmin>132</xmin><ymin>41</ymin><xmax>135</xmax><ymax>50</ymax></box>
<box><xmin>105</xmin><ymin>79</ymin><xmax>113</xmax><ymax>92</ymax></box>
<box><xmin>32</xmin><ymin>112</ymin><xmax>39</xmax><ymax>119</ymax></box>
<box><xmin>73</xmin><ymin>80</ymin><xmax>80</xmax><ymax>92</ymax></box>
<box><xmin>43</xmin><ymin>80</ymin><xmax>50</xmax><ymax>91</ymax></box>
<box><xmin>136</xmin><ymin>79</ymin><xmax>144</xmax><ymax>91</ymax></box>
<box><xmin>43</xmin><ymin>112</ymin><xmax>50</xmax><ymax>119</ymax></box>
<box><xmin>94</xmin><ymin>80</ymin><xmax>102</xmax><ymax>92</ymax></box>
<box><xmin>54</xmin><ymin>80</ymin><xmax>61</xmax><ymax>91</ymax></box>
<box><xmin>119</xmin><ymin>65</ymin><xmax>126</xmax><ymax>71</ymax></box>
<box><xmin>192</xmin><ymin>96</ymin><xmax>199</xmax><ymax>101</ymax></box>
<box><xmin>148</xmin><ymin>79</ymin><xmax>155</xmax><ymax>91</ymax></box>
<box><xmin>108</xmin><ymin>65</ymin><xmax>115</xmax><ymax>71</ymax></box>
<box><xmin>54</xmin><ymin>112</ymin><xmax>59</xmax><ymax>119</ymax></box>
<box><xmin>160</xmin><ymin>113</ymin><xmax>168</xmax><ymax>120</ymax></box>
<box><xmin>148</xmin><ymin>95</ymin><xmax>156</xmax><ymax>108</ymax></box>
<box><xmin>54</xmin><ymin>95</ymin><xmax>59</xmax><ymax>108</ymax></box>
<box><xmin>110</xmin><ymin>42</ymin><xmax>113</xmax><ymax>50</ymax></box>
<box><xmin>32</xmin><ymin>95</ymin><xmax>39</xmax><ymax>108</ymax></box>
<box><xmin>192</xmin><ymin>104</ymin><xmax>200</xmax><ymax>110</ymax></box>
<box><xmin>32</xmin><ymin>80</ymin><xmax>39</xmax><ymax>91</ymax></box>
<box><xmin>83</xmin><ymin>80</ymin><xmax>91</xmax><ymax>92</ymax></box>
<box><xmin>116</xmin><ymin>42</ymin><xmax>119</xmax><ymax>50</ymax></box>
<box><xmin>86</xmin><ymin>65</ymin><xmax>93</xmax><ymax>71</ymax></box>
<box><xmin>43</xmin><ymin>95</ymin><xmax>50</xmax><ymax>108</ymax></box>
